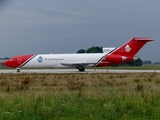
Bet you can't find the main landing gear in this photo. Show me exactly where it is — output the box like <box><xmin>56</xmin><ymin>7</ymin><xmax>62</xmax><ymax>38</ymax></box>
<box><xmin>77</xmin><ymin>66</ymin><xmax>85</xmax><ymax>72</ymax></box>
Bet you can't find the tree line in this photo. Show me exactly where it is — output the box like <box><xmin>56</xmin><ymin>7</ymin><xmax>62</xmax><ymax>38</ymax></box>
<box><xmin>77</xmin><ymin>46</ymin><xmax>142</xmax><ymax>66</ymax></box>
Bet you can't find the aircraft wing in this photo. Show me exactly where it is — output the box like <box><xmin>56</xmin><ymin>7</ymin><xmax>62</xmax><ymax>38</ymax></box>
<box><xmin>61</xmin><ymin>62</ymin><xmax>109</xmax><ymax>67</ymax></box>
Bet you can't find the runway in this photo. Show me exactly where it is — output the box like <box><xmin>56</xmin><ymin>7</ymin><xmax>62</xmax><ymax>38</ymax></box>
<box><xmin>0</xmin><ymin>69</ymin><xmax>160</xmax><ymax>73</ymax></box>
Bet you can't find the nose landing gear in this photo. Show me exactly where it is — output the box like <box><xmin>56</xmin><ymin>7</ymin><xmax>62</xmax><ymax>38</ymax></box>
<box><xmin>16</xmin><ymin>68</ymin><xmax>21</xmax><ymax>72</ymax></box>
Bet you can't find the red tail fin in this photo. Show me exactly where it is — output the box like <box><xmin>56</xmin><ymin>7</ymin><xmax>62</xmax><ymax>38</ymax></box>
<box><xmin>103</xmin><ymin>37</ymin><xmax>154</xmax><ymax>65</ymax></box>
<box><xmin>109</xmin><ymin>37</ymin><xmax>154</xmax><ymax>56</ymax></box>
<box><xmin>95</xmin><ymin>37</ymin><xmax>154</xmax><ymax>67</ymax></box>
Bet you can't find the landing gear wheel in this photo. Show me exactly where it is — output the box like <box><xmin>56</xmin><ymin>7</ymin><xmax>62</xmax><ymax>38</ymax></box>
<box><xmin>16</xmin><ymin>68</ymin><xmax>21</xmax><ymax>72</ymax></box>
<box><xmin>79</xmin><ymin>67</ymin><xmax>85</xmax><ymax>72</ymax></box>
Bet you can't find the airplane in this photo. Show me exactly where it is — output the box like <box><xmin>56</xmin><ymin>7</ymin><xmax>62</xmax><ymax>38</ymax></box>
<box><xmin>2</xmin><ymin>37</ymin><xmax>154</xmax><ymax>72</ymax></box>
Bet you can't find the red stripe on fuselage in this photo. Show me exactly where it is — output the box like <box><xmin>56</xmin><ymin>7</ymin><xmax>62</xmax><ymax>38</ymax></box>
<box><xmin>3</xmin><ymin>54</ymin><xmax>35</xmax><ymax>68</ymax></box>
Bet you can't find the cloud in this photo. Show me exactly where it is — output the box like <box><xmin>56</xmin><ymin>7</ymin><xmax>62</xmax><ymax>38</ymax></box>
<box><xmin>0</xmin><ymin>0</ymin><xmax>159</xmax><ymax>62</ymax></box>
<box><xmin>45</xmin><ymin>8</ymin><xmax>89</xmax><ymax>16</ymax></box>
<box><xmin>0</xmin><ymin>5</ymin><xmax>91</xmax><ymax>30</ymax></box>
<box><xmin>0</xmin><ymin>0</ymin><xmax>9</xmax><ymax>6</ymax></box>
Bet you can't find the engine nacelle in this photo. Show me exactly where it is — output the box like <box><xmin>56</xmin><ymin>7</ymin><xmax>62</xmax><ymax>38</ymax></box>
<box><xmin>105</xmin><ymin>54</ymin><xmax>134</xmax><ymax>62</ymax></box>
<box><xmin>103</xmin><ymin>47</ymin><xmax>115</xmax><ymax>53</ymax></box>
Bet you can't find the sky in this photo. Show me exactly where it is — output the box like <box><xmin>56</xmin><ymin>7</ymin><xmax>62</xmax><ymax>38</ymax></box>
<box><xmin>0</xmin><ymin>0</ymin><xmax>160</xmax><ymax>62</ymax></box>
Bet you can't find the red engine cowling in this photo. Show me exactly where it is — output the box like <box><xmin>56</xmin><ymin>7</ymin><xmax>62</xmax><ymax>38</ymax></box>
<box><xmin>105</xmin><ymin>54</ymin><xmax>134</xmax><ymax>62</ymax></box>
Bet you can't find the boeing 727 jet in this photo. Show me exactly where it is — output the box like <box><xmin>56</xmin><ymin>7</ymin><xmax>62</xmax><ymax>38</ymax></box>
<box><xmin>2</xmin><ymin>37</ymin><xmax>154</xmax><ymax>72</ymax></box>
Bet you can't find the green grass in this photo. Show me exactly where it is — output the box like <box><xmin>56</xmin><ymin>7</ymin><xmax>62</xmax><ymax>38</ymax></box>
<box><xmin>0</xmin><ymin>73</ymin><xmax>160</xmax><ymax>119</ymax></box>
<box><xmin>1</xmin><ymin>90</ymin><xmax>160</xmax><ymax>119</ymax></box>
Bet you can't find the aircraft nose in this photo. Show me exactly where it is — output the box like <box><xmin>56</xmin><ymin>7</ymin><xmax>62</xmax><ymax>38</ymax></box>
<box><xmin>2</xmin><ymin>59</ymin><xmax>12</xmax><ymax>68</ymax></box>
<box><xmin>2</xmin><ymin>54</ymin><xmax>36</xmax><ymax>68</ymax></box>
<box><xmin>2</xmin><ymin>57</ymin><xmax>21</xmax><ymax>68</ymax></box>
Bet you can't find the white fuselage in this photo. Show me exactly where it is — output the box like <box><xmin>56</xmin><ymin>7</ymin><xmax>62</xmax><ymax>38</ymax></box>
<box><xmin>22</xmin><ymin>53</ymin><xmax>106</xmax><ymax>68</ymax></box>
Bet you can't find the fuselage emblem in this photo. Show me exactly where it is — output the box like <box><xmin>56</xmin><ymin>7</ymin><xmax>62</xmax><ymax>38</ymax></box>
<box><xmin>37</xmin><ymin>56</ymin><xmax>43</xmax><ymax>63</ymax></box>
<box><xmin>125</xmin><ymin>45</ymin><xmax>131</xmax><ymax>52</ymax></box>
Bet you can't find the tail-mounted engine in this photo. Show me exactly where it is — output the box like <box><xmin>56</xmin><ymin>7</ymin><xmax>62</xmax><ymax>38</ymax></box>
<box><xmin>105</xmin><ymin>54</ymin><xmax>135</xmax><ymax>62</ymax></box>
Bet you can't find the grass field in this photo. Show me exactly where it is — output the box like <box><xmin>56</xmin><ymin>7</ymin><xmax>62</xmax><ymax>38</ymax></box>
<box><xmin>0</xmin><ymin>72</ymin><xmax>160</xmax><ymax>119</ymax></box>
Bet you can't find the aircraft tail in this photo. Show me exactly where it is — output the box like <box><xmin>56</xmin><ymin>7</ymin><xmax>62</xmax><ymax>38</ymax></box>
<box><xmin>105</xmin><ymin>37</ymin><xmax>154</xmax><ymax>63</ymax></box>
<box><xmin>110</xmin><ymin>37</ymin><xmax>153</xmax><ymax>56</ymax></box>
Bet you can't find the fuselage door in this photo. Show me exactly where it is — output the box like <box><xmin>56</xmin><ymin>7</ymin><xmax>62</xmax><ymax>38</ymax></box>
<box><xmin>17</xmin><ymin>56</ymin><xmax>21</xmax><ymax>64</ymax></box>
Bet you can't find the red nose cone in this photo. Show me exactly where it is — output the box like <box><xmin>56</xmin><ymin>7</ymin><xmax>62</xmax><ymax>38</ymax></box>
<box><xmin>3</xmin><ymin>59</ymin><xmax>14</xmax><ymax>68</ymax></box>
<box><xmin>3</xmin><ymin>54</ymin><xmax>35</xmax><ymax>68</ymax></box>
